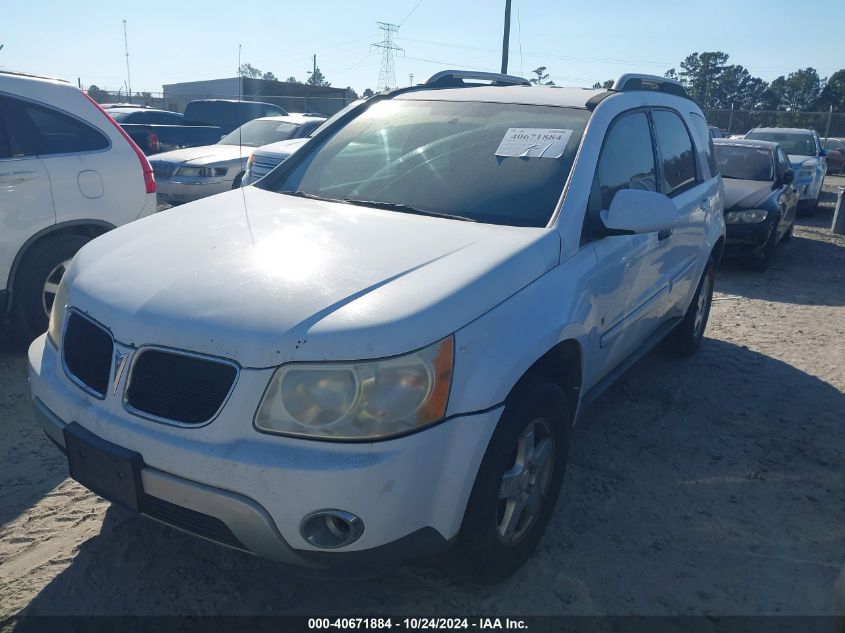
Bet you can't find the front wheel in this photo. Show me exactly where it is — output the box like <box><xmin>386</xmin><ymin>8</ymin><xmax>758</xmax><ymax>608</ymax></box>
<box><xmin>453</xmin><ymin>374</ymin><xmax>571</xmax><ymax>583</ymax></box>
<box><xmin>10</xmin><ymin>234</ymin><xmax>90</xmax><ymax>341</ymax></box>
<box><xmin>752</xmin><ymin>222</ymin><xmax>779</xmax><ymax>272</ymax></box>
<box><xmin>667</xmin><ymin>259</ymin><xmax>715</xmax><ymax>357</ymax></box>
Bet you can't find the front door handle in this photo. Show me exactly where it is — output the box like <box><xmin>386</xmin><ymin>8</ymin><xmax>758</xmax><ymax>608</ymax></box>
<box><xmin>0</xmin><ymin>171</ymin><xmax>40</xmax><ymax>186</ymax></box>
<box><xmin>658</xmin><ymin>228</ymin><xmax>673</xmax><ymax>240</ymax></box>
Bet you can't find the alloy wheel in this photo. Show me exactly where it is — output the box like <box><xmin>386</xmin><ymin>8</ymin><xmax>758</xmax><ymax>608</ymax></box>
<box><xmin>693</xmin><ymin>269</ymin><xmax>713</xmax><ymax>338</ymax></box>
<box><xmin>42</xmin><ymin>259</ymin><xmax>71</xmax><ymax>318</ymax></box>
<box><xmin>496</xmin><ymin>418</ymin><xmax>555</xmax><ymax>545</ymax></box>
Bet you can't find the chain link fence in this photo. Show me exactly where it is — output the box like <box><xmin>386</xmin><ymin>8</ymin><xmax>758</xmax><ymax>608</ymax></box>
<box><xmin>703</xmin><ymin>108</ymin><xmax>844</xmax><ymax>138</ymax></box>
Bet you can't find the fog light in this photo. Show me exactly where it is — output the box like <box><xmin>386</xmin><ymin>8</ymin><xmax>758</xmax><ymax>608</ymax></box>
<box><xmin>300</xmin><ymin>510</ymin><xmax>364</xmax><ymax>549</ymax></box>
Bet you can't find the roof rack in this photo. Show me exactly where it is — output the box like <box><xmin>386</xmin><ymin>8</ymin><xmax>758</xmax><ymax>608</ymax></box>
<box><xmin>425</xmin><ymin>70</ymin><xmax>531</xmax><ymax>87</ymax></box>
<box><xmin>612</xmin><ymin>74</ymin><xmax>689</xmax><ymax>99</ymax></box>
<box><xmin>0</xmin><ymin>69</ymin><xmax>70</xmax><ymax>84</ymax></box>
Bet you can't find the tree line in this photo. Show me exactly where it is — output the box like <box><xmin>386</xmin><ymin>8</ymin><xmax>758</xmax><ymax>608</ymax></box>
<box><xmin>589</xmin><ymin>51</ymin><xmax>845</xmax><ymax>113</ymax></box>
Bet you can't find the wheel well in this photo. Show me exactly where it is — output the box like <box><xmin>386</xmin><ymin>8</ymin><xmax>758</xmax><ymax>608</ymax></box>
<box><xmin>712</xmin><ymin>236</ymin><xmax>725</xmax><ymax>265</ymax></box>
<box><xmin>7</xmin><ymin>222</ymin><xmax>112</xmax><ymax>300</ymax></box>
<box><xmin>517</xmin><ymin>339</ymin><xmax>583</xmax><ymax>419</ymax></box>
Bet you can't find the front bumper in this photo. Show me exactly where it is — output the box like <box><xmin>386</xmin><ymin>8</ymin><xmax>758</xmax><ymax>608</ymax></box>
<box><xmin>156</xmin><ymin>178</ymin><xmax>232</xmax><ymax>205</ymax></box>
<box><xmin>723</xmin><ymin>214</ymin><xmax>776</xmax><ymax>257</ymax></box>
<box><xmin>28</xmin><ymin>334</ymin><xmax>501</xmax><ymax>571</ymax></box>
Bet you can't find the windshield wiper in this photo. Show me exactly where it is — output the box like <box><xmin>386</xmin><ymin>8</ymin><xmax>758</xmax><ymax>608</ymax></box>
<box><xmin>341</xmin><ymin>199</ymin><xmax>477</xmax><ymax>222</ymax></box>
<box><xmin>281</xmin><ymin>190</ymin><xmax>343</xmax><ymax>203</ymax></box>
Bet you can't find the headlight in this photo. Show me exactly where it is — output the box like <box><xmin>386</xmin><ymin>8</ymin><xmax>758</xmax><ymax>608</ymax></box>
<box><xmin>47</xmin><ymin>276</ymin><xmax>69</xmax><ymax>347</ymax></box>
<box><xmin>725</xmin><ymin>209</ymin><xmax>768</xmax><ymax>224</ymax></box>
<box><xmin>175</xmin><ymin>166</ymin><xmax>228</xmax><ymax>178</ymax></box>
<box><xmin>254</xmin><ymin>336</ymin><xmax>454</xmax><ymax>440</ymax></box>
<box><xmin>798</xmin><ymin>166</ymin><xmax>815</xmax><ymax>180</ymax></box>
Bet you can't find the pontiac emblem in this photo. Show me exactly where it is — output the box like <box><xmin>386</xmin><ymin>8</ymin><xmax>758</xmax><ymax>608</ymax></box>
<box><xmin>112</xmin><ymin>351</ymin><xmax>129</xmax><ymax>396</ymax></box>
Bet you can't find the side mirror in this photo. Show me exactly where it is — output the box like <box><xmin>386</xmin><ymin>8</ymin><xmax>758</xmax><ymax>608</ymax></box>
<box><xmin>782</xmin><ymin>169</ymin><xmax>795</xmax><ymax>185</ymax></box>
<box><xmin>600</xmin><ymin>189</ymin><xmax>677</xmax><ymax>236</ymax></box>
<box><xmin>820</xmin><ymin>148</ymin><xmax>828</xmax><ymax>157</ymax></box>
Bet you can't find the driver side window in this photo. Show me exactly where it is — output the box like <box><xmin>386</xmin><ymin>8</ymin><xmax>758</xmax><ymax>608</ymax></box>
<box><xmin>588</xmin><ymin>111</ymin><xmax>657</xmax><ymax>216</ymax></box>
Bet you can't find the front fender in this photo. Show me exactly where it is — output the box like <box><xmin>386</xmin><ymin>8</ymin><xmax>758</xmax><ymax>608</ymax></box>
<box><xmin>447</xmin><ymin>247</ymin><xmax>598</xmax><ymax>417</ymax></box>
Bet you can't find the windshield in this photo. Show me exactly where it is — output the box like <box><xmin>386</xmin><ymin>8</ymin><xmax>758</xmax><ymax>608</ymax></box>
<box><xmin>308</xmin><ymin>100</ymin><xmax>365</xmax><ymax>137</ymax></box>
<box><xmin>745</xmin><ymin>131</ymin><xmax>816</xmax><ymax>156</ymax></box>
<box><xmin>108</xmin><ymin>111</ymin><xmax>132</xmax><ymax>122</ymax></box>
<box><xmin>219</xmin><ymin>119</ymin><xmax>299</xmax><ymax>147</ymax></box>
<box><xmin>265</xmin><ymin>99</ymin><xmax>589</xmax><ymax>227</ymax></box>
<box><xmin>714</xmin><ymin>145</ymin><xmax>774</xmax><ymax>181</ymax></box>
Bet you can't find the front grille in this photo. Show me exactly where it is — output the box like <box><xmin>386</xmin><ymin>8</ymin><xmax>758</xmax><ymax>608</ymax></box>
<box><xmin>150</xmin><ymin>160</ymin><xmax>177</xmax><ymax>179</ymax></box>
<box><xmin>125</xmin><ymin>350</ymin><xmax>237</xmax><ymax>424</ymax></box>
<box><xmin>250</xmin><ymin>155</ymin><xmax>285</xmax><ymax>180</ymax></box>
<box><xmin>63</xmin><ymin>312</ymin><xmax>113</xmax><ymax>397</ymax></box>
<box><xmin>143</xmin><ymin>495</ymin><xmax>248</xmax><ymax>551</ymax></box>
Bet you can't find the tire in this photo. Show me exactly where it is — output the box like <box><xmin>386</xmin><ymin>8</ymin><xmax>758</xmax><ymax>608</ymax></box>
<box><xmin>667</xmin><ymin>259</ymin><xmax>715</xmax><ymax>357</ymax></box>
<box><xmin>453</xmin><ymin>374</ymin><xmax>571</xmax><ymax>583</ymax></box>
<box><xmin>10</xmin><ymin>234</ymin><xmax>90</xmax><ymax>341</ymax></box>
<box><xmin>231</xmin><ymin>172</ymin><xmax>244</xmax><ymax>189</ymax></box>
<box><xmin>751</xmin><ymin>222</ymin><xmax>779</xmax><ymax>272</ymax></box>
<box><xmin>798</xmin><ymin>198</ymin><xmax>818</xmax><ymax>217</ymax></box>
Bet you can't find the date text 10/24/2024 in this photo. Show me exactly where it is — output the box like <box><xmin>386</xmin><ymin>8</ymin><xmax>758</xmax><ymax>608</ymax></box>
<box><xmin>308</xmin><ymin>618</ymin><xmax>528</xmax><ymax>630</ymax></box>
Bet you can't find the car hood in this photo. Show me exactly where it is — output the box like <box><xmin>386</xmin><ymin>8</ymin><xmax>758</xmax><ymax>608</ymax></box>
<box><xmin>66</xmin><ymin>188</ymin><xmax>560</xmax><ymax>367</ymax></box>
<box><xmin>252</xmin><ymin>137</ymin><xmax>309</xmax><ymax>158</ymax></box>
<box><xmin>723</xmin><ymin>178</ymin><xmax>775</xmax><ymax>210</ymax></box>
<box><xmin>149</xmin><ymin>144</ymin><xmax>251</xmax><ymax>166</ymax></box>
<box><xmin>788</xmin><ymin>154</ymin><xmax>818</xmax><ymax>170</ymax></box>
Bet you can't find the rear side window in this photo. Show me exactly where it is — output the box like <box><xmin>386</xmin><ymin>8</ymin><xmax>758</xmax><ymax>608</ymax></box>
<box><xmin>185</xmin><ymin>102</ymin><xmax>235</xmax><ymax>126</ymax></box>
<box><xmin>689</xmin><ymin>113</ymin><xmax>718</xmax><ymax>178</ymax></box>
<box><xmin>589</xmin><ymin>111</ymin><xmax>657</xmax><ymax>213</ymax></box>
<box><xmin>652</xmin><ymin>110</ymin><xmax>698</xmax><ymax>195</ymax></box>
<box><xmin>5</xmin><ymin>97</ymin><xmax>109</xmax><ymax>156</ymax></box>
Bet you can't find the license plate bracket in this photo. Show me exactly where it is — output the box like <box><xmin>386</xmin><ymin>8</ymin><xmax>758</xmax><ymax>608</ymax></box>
<box><xmin>64</xmin><ymin>422</ymin><xmax>144</xmax><ymax>513</ymax></box>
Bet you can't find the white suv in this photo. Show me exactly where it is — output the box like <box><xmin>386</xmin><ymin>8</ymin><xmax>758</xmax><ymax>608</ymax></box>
<box><xmin>29</xmin><ymin>71</ymin><xmax>724</xmax><ymax>581</ymax></box>
<box><xmin>1</xmin><ymin>71</ymin><xmax>157</xmax><ymax>338</ymax></box>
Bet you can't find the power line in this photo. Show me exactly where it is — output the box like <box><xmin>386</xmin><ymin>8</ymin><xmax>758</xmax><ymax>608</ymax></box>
<box><xmin>399</xmin><ymin>0</ymin><xmax>424</xmax><ymax>26</ymax></box>
<box><xmin>372</xmin><ymin>22</ymin><xmax>403</xmax><ymax>91</ymax></box>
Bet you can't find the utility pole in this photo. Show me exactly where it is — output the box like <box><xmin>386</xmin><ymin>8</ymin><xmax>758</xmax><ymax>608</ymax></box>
<box><xmin>313</xmin><ymin>54</ymin><xmax>317</xmax><ymax>81</ymax></box>
<box><xmin>372</xmin><ymin>22</ymin><xmax>403</xmax><ymax>92</ymax></box>
<box><xmin>122</xmin><ymin>20</ymin><xmax>132</xmax><ymax>104</ymax></box>
<box><xmin>823</xmin><ymin>104</ymin><xmax>834</xmax><ymax>142</ymax></box>
<box><xmin>501</xmin><ymin>0</ymin><xmax>512</xmax><ymax>74</ymax></box>
<box><xmin>409</xmin><ymin>73</ymin><xmax>414</xmax><ymax>86</ymax></box>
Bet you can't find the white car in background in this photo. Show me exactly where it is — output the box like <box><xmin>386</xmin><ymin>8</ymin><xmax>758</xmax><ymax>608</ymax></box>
<box><xmin>744</xmin><ymin>127</ymin><xmax>827</xmax><ymax>212</ymax></box>
<box><xmin>0</xmin><ymin>71</ymin><xmax>156</xmax><ymax>339</ymax></box>
<box><xmin>243</xmin><ymin>100</ymin><xmax>365</xmax><ymax>185</ymax></box>
<box><xmin>152</xmin><ymin>114</ymin><xmax>325</xmax><ymax>204</ymax></box>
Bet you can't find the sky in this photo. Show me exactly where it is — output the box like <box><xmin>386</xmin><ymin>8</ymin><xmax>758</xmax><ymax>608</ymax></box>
<box><xmin>2</xmin><ymin>0</ymin><xmax>843</xmax><ymax>96</ymax></box>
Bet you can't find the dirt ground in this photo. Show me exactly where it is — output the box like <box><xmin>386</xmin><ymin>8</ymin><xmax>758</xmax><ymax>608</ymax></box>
<box><xmin>1</xmin><ymin>181</ymin><xmax>843</xmax><ymax>618</ymax></box>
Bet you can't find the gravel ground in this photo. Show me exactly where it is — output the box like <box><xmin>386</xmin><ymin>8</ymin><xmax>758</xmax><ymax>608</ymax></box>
<box><xmin>1</xmin><ymin>182</ymin><xmax>843</xmax><ymax>618</ymax></box>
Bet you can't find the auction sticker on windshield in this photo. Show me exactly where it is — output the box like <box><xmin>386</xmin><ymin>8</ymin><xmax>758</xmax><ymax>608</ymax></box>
<box><xmin>495</xmin><ymin>128</ymin><xmax>574</xmax><ymax>158</ymax></box>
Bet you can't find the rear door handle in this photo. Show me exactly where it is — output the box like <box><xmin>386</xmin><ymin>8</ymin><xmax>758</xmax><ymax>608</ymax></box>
<box><xmin>658</xmin><ymin>229</ymin><xmax>672</xmax><ymax>240</ymax></box>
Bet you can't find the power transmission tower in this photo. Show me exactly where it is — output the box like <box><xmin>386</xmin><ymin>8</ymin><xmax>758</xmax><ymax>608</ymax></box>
<box><xmin>371</xmin><ymin>22</ymin><xmax>403</xmax><ymax>92</ymax></box>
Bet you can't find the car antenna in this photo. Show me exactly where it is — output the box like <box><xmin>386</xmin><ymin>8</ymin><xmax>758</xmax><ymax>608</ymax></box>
<box><xmin>237</xmin><ymin>43</ymin><xmax>256</xmax><ymax>244</ymax></box>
